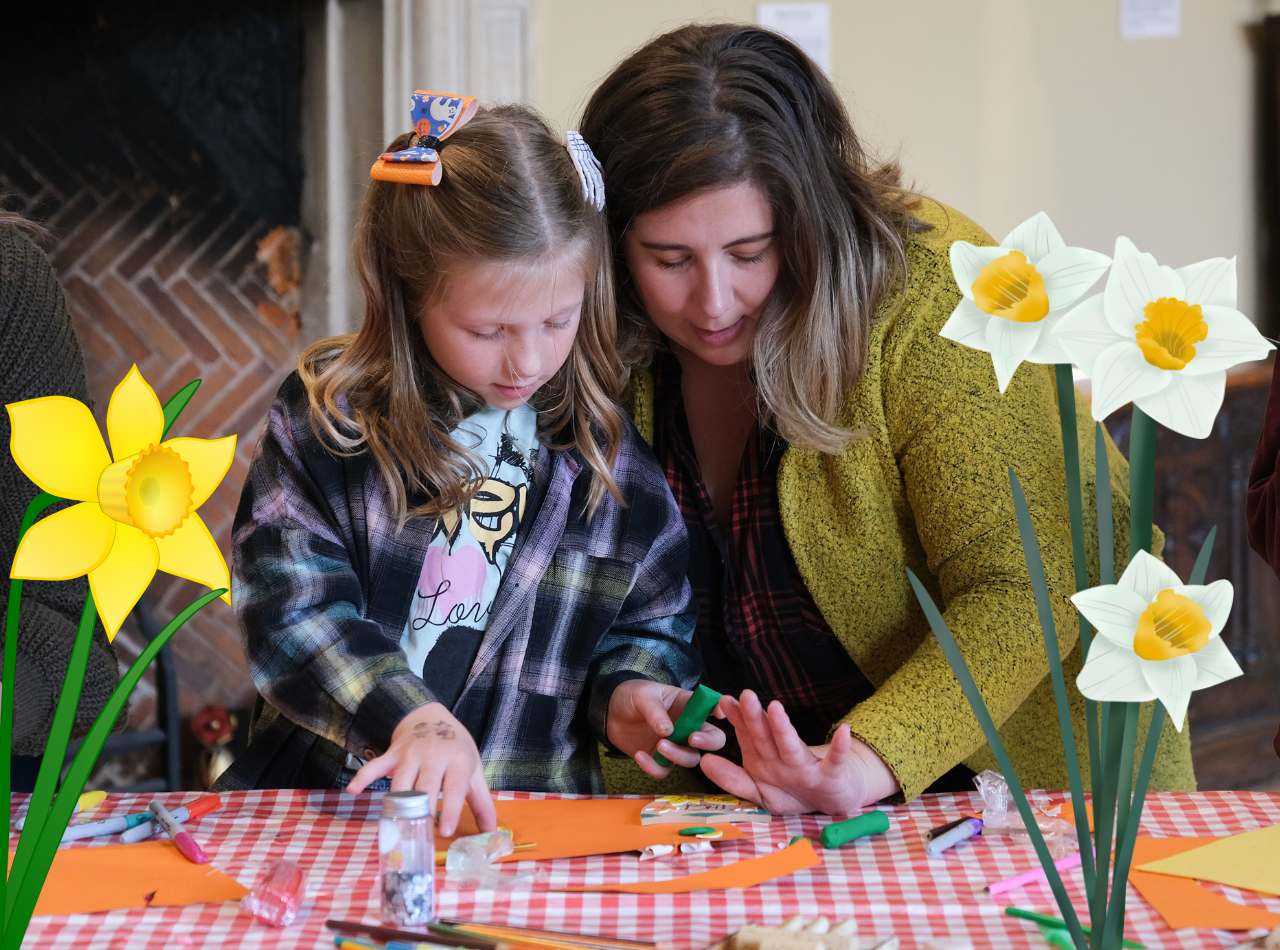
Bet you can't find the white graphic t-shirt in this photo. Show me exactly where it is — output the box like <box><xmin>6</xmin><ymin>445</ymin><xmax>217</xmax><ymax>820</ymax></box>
<box><xmin>398</xmin><ymin>403</ymin><xmax>538</xmax><ymax>704</ymax></box>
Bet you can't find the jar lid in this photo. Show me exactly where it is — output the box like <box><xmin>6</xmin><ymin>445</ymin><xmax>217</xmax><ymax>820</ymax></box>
<box><xmin>382</xmin><ymin>790</ymin><xmax>432</xmax><ymax>819</ymax></box>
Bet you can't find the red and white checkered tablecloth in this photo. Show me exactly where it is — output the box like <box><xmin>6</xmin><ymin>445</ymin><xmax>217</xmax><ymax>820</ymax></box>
<box><xmin>12</xmin><ymin>789</ymin><xmax>1280</xmax><ymax>950</ymax></box>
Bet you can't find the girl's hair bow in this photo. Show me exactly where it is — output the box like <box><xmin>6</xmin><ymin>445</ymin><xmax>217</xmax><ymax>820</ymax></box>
<box><xmin>370</xmin><ymin>91</ymin><xmax>480</xmax><ymax>186</ymax></box>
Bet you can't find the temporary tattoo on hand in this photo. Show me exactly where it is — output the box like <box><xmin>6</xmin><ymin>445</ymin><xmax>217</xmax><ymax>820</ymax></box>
<box><xmin>412</xmin><ymin>720</ymin><xmax>456</xmax><ymax>740</ymax></box>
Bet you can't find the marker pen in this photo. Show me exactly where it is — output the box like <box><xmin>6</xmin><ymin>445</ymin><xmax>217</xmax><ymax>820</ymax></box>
<box><xmin>121</xmin><ymin>795</ymin><xmax>221</xmax><ymax>844</ymax></box>
<box><xmin>147</xmin><ymin>801</ymin><xmax>209</xmax><ymax>864</ymax></box>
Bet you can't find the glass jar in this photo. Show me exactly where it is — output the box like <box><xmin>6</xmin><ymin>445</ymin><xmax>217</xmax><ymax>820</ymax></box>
<box><xmin>379</xmin><ymin>790</ymin><xmax>435</xmax><ymax>927</ymax></box>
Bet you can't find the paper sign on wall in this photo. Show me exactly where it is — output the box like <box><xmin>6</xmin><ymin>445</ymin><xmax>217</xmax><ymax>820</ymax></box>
<box><xmin>1120</xmin><ymin>0</ymin><xmax>1180</xmax><ymax>40</ymax></box>
<box><xmin>756</xmin><ymin>3</ymin><xmax>831</xmax><ymax>72</ymax></box>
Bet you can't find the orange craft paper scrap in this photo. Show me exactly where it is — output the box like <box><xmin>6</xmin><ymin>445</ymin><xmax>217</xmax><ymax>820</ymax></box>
<box><xmin>557</xmin><ymin>838</ymin><xmax>820</xmax><ymax>894</ymax></box>
<box><xmin>439</xmin><ymin>798</ymin><xmax>749</xmax><ymax>862</ymax></box>
<box><xmin>1126</xmin><ymin>837</ymin><xmax>1280</xmax><ymax>931</ymax></box>
<box><xmin>9</xmin><ymin>841</ymin><xmax>248</xmax><ymax>917</ymax></box>
<box><xmin>1135</xmin><ymin>823</ymin><xmax>1280</xmax><ymax>897</ymax></box>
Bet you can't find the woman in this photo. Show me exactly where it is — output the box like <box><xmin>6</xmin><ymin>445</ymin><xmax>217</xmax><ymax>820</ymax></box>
<box><xmin>579</xmin><ymin>23</ymin><xmax>1195</xmax><ymax>812</ymax></box>
<box><xmin>0</xmin><ymin>211</ymin><xmax>122</xmax><ymax>790</ymax></box>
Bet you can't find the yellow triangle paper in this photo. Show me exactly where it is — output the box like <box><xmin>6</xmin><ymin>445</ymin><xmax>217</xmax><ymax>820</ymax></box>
<box><xmin>1135</xmin><ymin>823</ymin><xmax>1280</xmax><ymax>896</ymax></box>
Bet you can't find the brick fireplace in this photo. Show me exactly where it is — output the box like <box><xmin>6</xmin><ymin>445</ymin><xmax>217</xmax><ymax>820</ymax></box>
<box><xmin>1</xmin><ymin>1</ymin><xmax>305</xmax><ymax>785</ymax></box>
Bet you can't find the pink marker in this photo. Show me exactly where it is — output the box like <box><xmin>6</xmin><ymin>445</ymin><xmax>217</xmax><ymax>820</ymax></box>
<box><xmin>147</xmin><ymin>801</ymin><xmax>209</xmax><ymax>865</ymax></box>
<box><xmin>985</xmin><ymin>851</ymin><xmax>1082</xmax><ymax>896</ymax></box>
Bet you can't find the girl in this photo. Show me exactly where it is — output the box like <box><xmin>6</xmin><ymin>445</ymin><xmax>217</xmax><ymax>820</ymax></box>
<box><xmin>217</xmin><ymin>101</ymin><xmax>722</xmax><ymax>836</ymax></box>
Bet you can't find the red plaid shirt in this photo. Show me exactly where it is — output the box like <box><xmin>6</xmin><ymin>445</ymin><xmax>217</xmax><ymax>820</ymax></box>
<box><xmin>651</xmin><ymin>355</ymin><xmax>874</xmax><ymax>752</ymax></box>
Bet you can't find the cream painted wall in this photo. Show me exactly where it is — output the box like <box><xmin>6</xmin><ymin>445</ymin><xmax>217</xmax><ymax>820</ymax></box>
<box><xmin>534</xmin><ymin>0</ymin><xmax>1263</xmax><ymax>319</ymax></box>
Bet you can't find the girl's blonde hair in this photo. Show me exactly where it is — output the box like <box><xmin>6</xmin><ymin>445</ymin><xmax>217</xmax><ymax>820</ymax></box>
<box><xmin>300</xmin><ymin>104</ymin><xmax>625</xmax><ymax>526</ymax></box>
<box><xmin>580</xmin><ymin>24</ymin><xmax>930</xmax><ymax>454</ymax></box>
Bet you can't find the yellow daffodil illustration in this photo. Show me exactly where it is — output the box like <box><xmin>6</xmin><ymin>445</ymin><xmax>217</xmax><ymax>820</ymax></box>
<box><xmin>7</xmin><ymin>366</ymin><xmax>235</xmax><ymax>637</ymax></box>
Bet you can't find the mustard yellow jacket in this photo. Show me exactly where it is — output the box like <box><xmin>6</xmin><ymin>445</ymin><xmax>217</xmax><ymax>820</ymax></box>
<box><xmin>610</xmin><ymin>200</ymin><xmax>1195</xmax><ymax>801</ymax></box>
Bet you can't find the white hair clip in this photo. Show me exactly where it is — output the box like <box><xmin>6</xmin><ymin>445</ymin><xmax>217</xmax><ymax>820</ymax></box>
<box><xmin>565</xmin><ymin>130</ymin><xmax>605</xmax><ymax>211</ymax></box>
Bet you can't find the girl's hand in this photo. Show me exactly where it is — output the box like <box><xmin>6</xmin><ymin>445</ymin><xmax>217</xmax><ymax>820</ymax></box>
<box><xmin>345</xmin><ymin>701</ymin><xmax>498</xmax><ymax>837</ymax></box>
<box><xmin>606</xmin><ymin>680</ymin><xmax>726</xmax><ymax>778</ymax></box>
<box><xmin>697</xmin><ymin>690</ymin><xmax>899</xmax><ymax>815</ymax></box>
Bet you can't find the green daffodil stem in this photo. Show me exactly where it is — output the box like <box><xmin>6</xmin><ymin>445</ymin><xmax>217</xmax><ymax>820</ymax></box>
<box><xmin>2</xmin><ymin>492</ymin><xmax>62</xmax><ymax>917</ymax></box>
<box><xmin>3</xmin><ymin>588</ymin><xmax>225</xmax><ymax>949</ymax></box>
<box><xmin>1090</xmin><ymin>708</ymin><xmax>1127</xmax><ymax>950</ymax></box>
<box><xmin>1053</xmin><ymin>366</ymin><xmax>1097</xmax><ymax>894</ymax></box>
<box><xmin>907</xmin><ymin>569</ymin><xmax>1089</xmax><ymax>950</ymax></box>
<box><xmin>4</xmin><ymin>594</ymin><xmax>95</xmax><ymax>933</ymax></box>
<box><xmin>1102</xmin><ymin>703</ymin><xmax>1140</xmax><ymax>950</ymax></box>
<box><xmin>1104</xmin><ymin>702</ymin><xmax>1167</xmax><ymax>950</ymax></box>
<box><xmin>1092</xmin><ymin>422</ymin><xmax>1115</xmax><ymax>845</ymax></box>
<box><xmin>1008</xmin><ymin>465</ymin><xmax>1095</xmax><ymax>897</ymax></box>
<box><xmin>1128</xmin><ymin>407</ymin><xmax>1158</xmax><ymax>559</ymax></box>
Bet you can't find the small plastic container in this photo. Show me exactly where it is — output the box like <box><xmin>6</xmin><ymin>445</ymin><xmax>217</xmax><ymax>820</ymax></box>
<box><xmin>379</xmin><ymin>791</ymin><xmax>435</xmax><ymax>927</ymax></box>
<box><xmin>240</xmin><ymin>858</ymin><xmax>305</xmax><ymax>927</ymax></box>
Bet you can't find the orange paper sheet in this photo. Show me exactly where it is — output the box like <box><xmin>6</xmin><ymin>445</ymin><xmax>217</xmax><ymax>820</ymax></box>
<box><xmin>1058</xmin><ymin>801</ymin><xmax>1094</xmax><ymax>831</ymax></box>
<box><xmin>557</xmin><ymin>839</ymin><xmax>820</xmax><ymax>893</ymax></box>
<box><xmin>10</xmin><ymin>841</ymin><xmax>247</xmax><ymax>916</ymax></box>
<box><xmin>440</xmin><ymin>798</ymin><xmax>747</xmax><ymax>862</ymax></box>
<box><xmin>1127</xmin><ymin>837</ymin><xmax>1280</xmax><ymax>931</ymax></box>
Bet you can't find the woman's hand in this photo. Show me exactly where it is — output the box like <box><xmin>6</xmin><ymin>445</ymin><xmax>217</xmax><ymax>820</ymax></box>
<box><xmin>698</xmin><ymin>690</ymin><xmax>899</xmax><ymax>815</ymax></box>
<box><xmin>345</xmin><ymin>701</ymin><xmax>498</xmax><ymax>837</ymax></box>
<box><xmin>607</xmin><ymin>679</ymin><xmax>726</xmax><ymax>778</ymax></box>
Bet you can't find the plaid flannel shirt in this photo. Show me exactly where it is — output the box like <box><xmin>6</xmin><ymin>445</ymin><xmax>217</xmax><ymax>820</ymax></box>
<box><xmin>218</xmin><ymin>373</ymin><xmax>699</xmax><ymax>793</ymax></box>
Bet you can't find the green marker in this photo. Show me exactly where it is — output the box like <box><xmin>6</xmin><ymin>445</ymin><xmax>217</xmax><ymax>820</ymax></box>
<box><xmin>652</xmin><ymin>683</ymin><xmax>723</xmax><ymax>767</ymax></box>
<box><xmin>818</xmin><ymin>810</ymin><xmax>890</xmax><ymax>849</ymax></box>
<box><xmin>1004</xmin><ymin>908</ymin><xmax>1145</xmax><ymax>949</ymax></box>
<box><xmin>678</xmin><ymin>826</ymin><xmax>716</xmax><ymax>836</ymax></box>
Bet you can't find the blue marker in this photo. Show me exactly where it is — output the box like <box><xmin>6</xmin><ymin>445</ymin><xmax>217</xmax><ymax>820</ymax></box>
<box><xmin>924</xmin><ymin>816</ymin><xmax>982</xmax><ymax>858</ymax></box>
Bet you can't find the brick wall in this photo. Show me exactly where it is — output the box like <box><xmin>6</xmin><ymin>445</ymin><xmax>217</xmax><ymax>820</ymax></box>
<box><xmin>0</xmin><ymin>142</ymin><xmax>299</xmax><ymax>771</ymax></box>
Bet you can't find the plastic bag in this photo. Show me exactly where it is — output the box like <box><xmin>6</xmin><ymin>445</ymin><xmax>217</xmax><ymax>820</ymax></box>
<box><xmin>974</xmin><ymin>769</ymin><xmax>1077</xmax><ymax>860</ymax></box>
<box><xmin>444</xmin><ymin>828</ymin><xmax>535</xmax><ymax>889</ymax></box>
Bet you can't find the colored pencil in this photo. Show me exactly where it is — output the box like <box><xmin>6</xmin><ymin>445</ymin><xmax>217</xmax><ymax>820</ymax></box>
<box><xmin>326</xmin><ymin>919</ymin><xmax>504</xmax><ymax>950</ymax></box>
<box><xmin>440</xmin><ymin>922</ymin><xmax>663</xmax><ymax>950</ymax></box>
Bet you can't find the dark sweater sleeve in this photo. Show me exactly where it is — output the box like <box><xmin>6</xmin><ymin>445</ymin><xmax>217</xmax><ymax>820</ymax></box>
<box><xmin>0</xmin><ymin>224</ymin><xmax>123</xmax><ymax>755</ymax></box>
<box><xmin>1246</xmin><ymin>357</ymin><xmax>1280</xmax><ymax>577</ymax></box>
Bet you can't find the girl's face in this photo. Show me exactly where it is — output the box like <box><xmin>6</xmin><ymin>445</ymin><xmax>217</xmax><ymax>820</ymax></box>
<box><xmin>623</xmin><ymin>181</ymin><xmax>780</xmax><ymax>368</ymax></box>
<box><xmin>420</xmin><ymin>255</ymin><xmax>585</xmax><ymax>410</ymax></box>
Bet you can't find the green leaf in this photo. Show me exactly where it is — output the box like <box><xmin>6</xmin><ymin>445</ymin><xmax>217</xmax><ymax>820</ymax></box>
<box><xmin>1128</xmin><ymin>407</ymin><xmax>1158</xmax><ymax>559</ymax></box>
<box><xmin>1008</xmin><ymin>466</ymin><xmax>1095</xmax><ymax>896</ymax></box>
<box><xmin>160</xmin><ymin>379</ymin><xmax>202</xmax><ymax>440</ymax></box>
<box><xmin>2</xmin><ymin>492</ymin><xmax>61</xmax><ymax>911</ymax></box>
<box><xmin>4</xmin><ymin>597</ymin><xmax>95</xmax><ymax>931</ymax></box>
<box><xmin>906</xmin><ymin>568</ymin><xmax>1089</xmax><ymax>950</ymax></box>
<box><xmin>4</xmin><ymin>589</ymin><xmax>225</xmax><ymax>948</ymax></box>
<box><xmin>1189</xmin><ymin>526</ymin><xmax>1217</xmax><ymax>585</ymax></box>
<box><xmin>3</xmin><ymin>494</ymin><xmax>63</xmax><ymax>915</ymax></box>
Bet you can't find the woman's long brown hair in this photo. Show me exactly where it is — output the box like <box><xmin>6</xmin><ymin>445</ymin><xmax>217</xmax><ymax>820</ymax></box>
<box><xmin>579</xmin><ymin>23</ymin><xmax>930</xmax><ymax>454</ymax></box>
<box><xmin>300</xmin><ymin>105</ymin><xmax>626</xmax><ymax>527</ymax></box>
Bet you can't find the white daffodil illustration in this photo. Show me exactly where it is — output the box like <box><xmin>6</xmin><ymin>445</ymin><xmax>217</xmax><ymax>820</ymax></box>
<box><xmin>941</xmin><ymin>212</ymin><xmax>1112</xmax><ymax>392</ymax></box>
<box><xmin>1072</xmin><ymin>550</ymin><xmax>1240</xmax><ymax>729</ymax></box>
<box><xmin>1052</xmin><ymin>237</ymin><xmax>1273</xmax><ymax>438</ymax></box>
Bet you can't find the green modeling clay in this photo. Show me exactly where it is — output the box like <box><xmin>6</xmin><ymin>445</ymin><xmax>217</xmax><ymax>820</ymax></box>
<box><xmin>819</xmin><ymin>810</ymin><xmax>890</xmax><ymax>849</ymax></box>
<box><xmin>652</xmin><ymin>683</ymin><xmax>723</xmax><ymax>767</ymax></box>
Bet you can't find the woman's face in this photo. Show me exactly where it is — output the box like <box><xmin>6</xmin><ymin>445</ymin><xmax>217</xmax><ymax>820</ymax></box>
<box><xmin>624</xmin><ymin>181</ymin><xmax>780</xmax><ymax>367</ymax></box>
